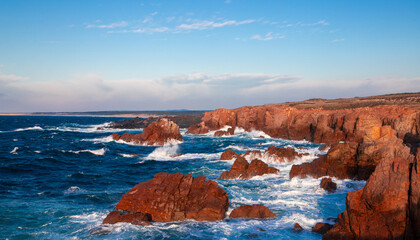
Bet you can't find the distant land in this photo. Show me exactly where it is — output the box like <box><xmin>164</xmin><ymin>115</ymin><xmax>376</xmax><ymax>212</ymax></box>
<box><xmin>1</xmin><ymin>92</ymin><xmax>420</xmax><ymax>117</ymax></box>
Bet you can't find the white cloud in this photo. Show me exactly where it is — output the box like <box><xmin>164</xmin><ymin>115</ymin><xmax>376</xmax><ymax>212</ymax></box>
<box><xmin>86</xmin><ymin>21</ymin><xmax>127</xmax><ymax>29</ymax></box>
<box><xmin>331</xmin><ymin>38</ymin><xmax>345</xmax><ymax>43</ymax></box>
<box><xmin>1</xmin><ymin>72</ymin><xmax>420</xmax><ymax>112</ymax></box>
<box><xmin>251</xmin><ymin>32</ymin><xmax>285</xmax><ymax>41</ymax></box>
<box><xmin>177</xmin><ymin>19</ymin><xmax>255</xmax><ymax>30</ymax></box>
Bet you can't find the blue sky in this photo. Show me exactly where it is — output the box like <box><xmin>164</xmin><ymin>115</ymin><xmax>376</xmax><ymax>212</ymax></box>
<box><xmin>0</xmin><ymin>0</ymin><xmax>419</xmax><ymax>112</ymax></box>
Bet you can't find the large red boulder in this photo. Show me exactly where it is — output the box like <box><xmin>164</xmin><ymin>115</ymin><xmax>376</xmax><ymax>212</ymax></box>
<box><xmin>220</xmin><ymin>158</ymin><xmax>279</xmax><ymax>180</ymax></box>
<box><xmin>229</xmin><ymin>204</ymin><xmax>276</xmax><ymax>219</ymax></box>
<box><xmin>312</xmin><ymin>222</ymin><xmax>333</xmax><ymax>234</ymax></box>
<box><xmin>323</xmin><ymin>144</ymin><xmax>419</xmax><ymax>239</ymax></box>
<box><xmin>112</xmin><ymin>118</ymin><xmax>182</xmax><ymax>145</ymax></box>
<box><xmin>105</xmin><ymin>172</ymin><xmax>229</xmax><ymax>223</ymax></box>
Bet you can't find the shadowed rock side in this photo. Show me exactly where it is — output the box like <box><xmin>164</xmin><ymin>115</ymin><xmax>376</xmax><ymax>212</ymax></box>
<box><xmin>102</xmin><ymin>211</ymin><xmax>152</xmax><ymax>225</ymax></box>
<box><xmin>320</xmin><ymin>178</ymin><xmax>337</xmax><ymax>193</ymax></box>
<box><xmin>187</xmin><ymin>105</ymin><xmax>420</xmax><ymax>147</ymax></box>
<box><xmin>105</xmin><ymin>172</ymin><xmax>229</xmax><ymax>224</ymax></box>
<box><xmin>323</xmin><ymin>146</ymin><xmax>420</xmax><ymax>240</ymax></box>
<box><xmin>219</xmin><ymin>157</ymin><xmax>279</xmax><ymax>180</ymax></box>
<box><xmin>229</xmin><ymin>204</ymin><xmax>276</xmax><ymax>219</ymax></box>
<box><xmin>109</xmin><ymin>114</ymin><xmax>204</xmax><ymax>129</ymax></box>
<box><xmin>221</xmin><ymin>146</ymin><xmax>304</xmax><ymax>164</ymax></box>
<box><xmin>290</xmin><ymin>126</ymin><xmax>408</xmax><ymax>180</ymax></box>
<box><xmin>112</xmin><ymin>118</ymin><xmax>182</xmax><ymax>145</ymax></box>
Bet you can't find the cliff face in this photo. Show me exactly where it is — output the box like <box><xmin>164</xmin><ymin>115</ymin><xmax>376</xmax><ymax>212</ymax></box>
<box><xmin>187</xmin><ymin>105</ymin><xmax>420</xmax><ymax>146</ymax></box>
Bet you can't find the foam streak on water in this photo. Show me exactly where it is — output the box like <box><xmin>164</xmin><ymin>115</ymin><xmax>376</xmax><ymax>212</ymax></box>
<box><xmin>0</xmin><ymin>116</ymin><xmax>365</xmax><ymax>240</ymax></box>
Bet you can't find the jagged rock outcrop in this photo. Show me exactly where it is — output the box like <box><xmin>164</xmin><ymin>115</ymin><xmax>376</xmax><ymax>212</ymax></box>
<box><xmin>112</xmin><ymin>118</ymin><xmax>182</xmax><ymax>145</ymax></box>
<box><xmin>186</xmin><ymin>105</ymin><xmax>420</xmax><ymax>146</ymax></box>
<box><xmin>320</xmin><ymin>177</ymin><xmax>337</xmax><ymax>193</ymax></box>
<box><xmin>323</xmin><ymin>146</ymin><xmax>419</xmax><ymax>240</ymax></box>
<box><xmin>219</xmin><ymin>158</ymin><xmax>279</xmax><ymax>180</ymax></box>
<box><xmin>290</xmin><ymin>126</ymin><xmax>407</xmax><ymax>180</ymax></box>
<box><xmin>105</xmin><ymin>172</ymin><xmax>229</xmax><ymax>223</ymax></box>
<box><xmin>109</xmin><ymin>114</ymin><xmax>204</xmax><ymax>129</ymax></box>
<box><xmin>229</xmin><ymin>204</ymin><xmax>276</xmax><ymax>219</ymax></box>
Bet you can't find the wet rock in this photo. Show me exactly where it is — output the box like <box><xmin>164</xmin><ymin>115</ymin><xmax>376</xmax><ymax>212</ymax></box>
<box><xmin>102</xmin><ymin>210</ymin><xmax>151</xmax><ymax>225</ymax></box>
<box><xmin>243</xmin><ymin>150</ymin><xmax>262</xmax><ymax>161</ymax></box>
<box><xmin>112</xmin><ymin>118</ymin><xmax>182</xmax><ymax>145</ymax></box>
<box><xmin>263</xmin><ymin>146</ymin><xmax>303</xmax><ymax>163</ymax></box>
<box><xmin>105</xmin><ymin>172</ymin><xmax>229</xmax><ymax>223</ymax></box>
<box><xmin>214</xmin><ymin>127</ymin><xmax>235</xmax><ymax>137</ymax></box>
<box><xmin>312</xmin><ymin>222</ymin><xmax>333</xmax><ymax>234</ymax></box>
<box><xmin>220</xmin><ymin>149</ymin><xmax>241</xmax><ymax>160</ymax></box>
<box><xmin>320</xmin><ymin>177</ymin><xmax>337</xmax><ymax>193</ymax></box>
<box><xmin>220</xmin><ymin>158</ymin><xmax>279</xmax><ymax>180</ymax></box>
<box><xmin>229</xmin><ymin>204</ymin><xmax>276</xmax><ymax>219</ymax></box>
<box><xmin>293</xmin><ymin>223</ymin><xmax>304</xmax><ymax>232</ymax></box>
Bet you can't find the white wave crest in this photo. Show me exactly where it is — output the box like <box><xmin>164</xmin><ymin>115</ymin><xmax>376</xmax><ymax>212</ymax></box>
<box><xmin>64</xmin><ymin>186</ymin><xmax>87</xmax><ymax>195</ymax></box>
<box><xmin>144</xmin><ymin>144</ymin><xmax>180</xmax><ymax>160</ymax></box>
<box><xmin>10</xmin><ymin>147</ymin><xmax>18</xmax><ymax>154</ymax></box>
<box><xmin>119</xmin><ymin>153</ymin><xmax>139</xmax><ymax>158</ymax></box>
<box><xmin>14</xmin><ymin>126</ymin><xmax>44</xmax><ymax>132</ymax></box>
<box><xmin>280</xmin><ymin>213</ymin><xmax>322</xmax><ymax>229</ymax></box>
<box><xmin>82</xmin><ymin>135</ymin><xmax>114</xmax><ymax>143</ymax></box>
<box><xmin>62</xmin><ymin>148</ymin><xmax>106</xmax><ymax>156</ymax></box>
<box><xmin>234</xmin><ymin>127</ymin><xmax>271</xmax><ymax>139</ymax></box>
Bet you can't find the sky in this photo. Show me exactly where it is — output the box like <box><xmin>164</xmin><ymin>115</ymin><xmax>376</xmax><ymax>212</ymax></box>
<box><xmin>0</xmin><ymin>0</ymin><xmax>420</xmax><ymax>112</ymax></box>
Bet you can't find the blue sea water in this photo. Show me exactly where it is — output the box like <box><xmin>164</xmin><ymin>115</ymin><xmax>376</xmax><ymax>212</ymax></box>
<box><xmin>0</xmin><ymin>116</ymin><xmax>365</xmax><ymax>240</ymax></box>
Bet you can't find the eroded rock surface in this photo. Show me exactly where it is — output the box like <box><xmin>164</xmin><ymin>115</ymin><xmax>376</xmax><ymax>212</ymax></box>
<box><xmin>105</xmin><ymin>172</ymin><xmax>229</xmax><ymax>223</ymax></box>
<box><xmin>220</xmin><ymin>158</ymin><xmax>279</xmax><ymax>180</ymax></box>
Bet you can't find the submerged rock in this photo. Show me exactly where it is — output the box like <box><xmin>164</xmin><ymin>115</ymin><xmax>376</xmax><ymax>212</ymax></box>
<box><xmin>320</xmin><ymin>177</ymin><xmax>337</xmax><ymax>193</ymax></box>
<box><xmin>219</xmin><ymin>158</ymin><xmax>279</xmax><ymax>180</ymax></box>
<box><xmin>112</xmin><ymin>118</ymin><xmax>182</xmax><ymax>145</ymax></box>
<box><xmin>105</xmin><ymin>172</ymin><xmax>229</xmax><ymax>223</ymax></box>
<box><xmin>229</xmin><ymin>204</ymin><xmax>276</xmax><ymax>219</ymax></box>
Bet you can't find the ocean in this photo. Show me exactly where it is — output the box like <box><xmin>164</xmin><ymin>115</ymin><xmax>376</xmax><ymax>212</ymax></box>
<box><xmin>0</xmin><ymin>116</ymin><xmax>365</xmax><ymax>240</ymax></box>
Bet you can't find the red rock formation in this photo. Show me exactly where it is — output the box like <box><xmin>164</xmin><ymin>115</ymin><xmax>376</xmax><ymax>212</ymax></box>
<box><xmin>220</xmin><ymin>158</ymin><xmax>279</xmax><ymax>180</ymax></box>
<box><xmin>102</xmin><ymin>211</ymin><xmax>151</xmax><ymax>225</ymax></box>
<box><xmin>105</xmin><ymin>172</ymin><xmax>229</xmax><ymax>223</ymax></box>
<box><xmin>320</xmin><ymin>178</ymin><xmax>337</xmax><ymax>193</ymax></box>
<box><xmin>229</xmin><ymin>204</ymin><xmax>276</xmax><ymax>219</ymax></box>
<box><xmin>290</xmin><ymin>127</ymin><xmax>407</xmax><ymax>180</ymax></box>
<box><xmin>220</xmin><ymin>149</ymin><xmax>241</xmax><ymax>160</ymax></box>
<box><xmin>112</xmin><ymin>118</ymin><xmax>182</xmax><ymax>145</ymax></box>
<box><xmin>312</xmin><ymin>222</ymin><xmax>333</xmax><ymax>234</ymax></box>
<box><xmin>293</xmin><ymin>223</ymin><xmax>304</xmax><ymax>232</ymax></box>
<box><xmin>187</xmin><ymin>105</ymin><xmax>420</xmax><ymax>146</ymax></box>
<box><xmin>263</xmin><ymin>146</ymin><xmax>303</xmax><ymax>163</ymax></box>
<box><xmin>323</xmin><ymin>144</ymin><xmax>419</xmax><ymax>239</ymax></box>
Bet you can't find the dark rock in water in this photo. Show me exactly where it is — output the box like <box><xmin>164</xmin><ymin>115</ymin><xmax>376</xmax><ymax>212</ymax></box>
<box><xmin>109</xmin><ymin>114</ymin><xmax>204</xmax><ymax>129</ymax></box>
<box><xmin>105</xmin><ymin>172</ymin><xmax>229</xmax><ymax>223</ymax></box>
<box><xmin>112</xmin><ymin>118</ymin><xmax>182</xmax><ymax>145</ymax></box>
<box><xmin>242</xmin><ymin>150</ymin><xmax>262</xmax><ymax>161</ymax></box>
<box><xmin>219</xmin><ymin>158</ymin><xmax>279</xmax><ymax>180</ymax></box>
<box><xmin>214</xmin><ymin>127</ymin><xmax>235</xmax><ymax>137</ymax></box>
<box><xmin>96</xmin><ymin>127</ymin><xmax>104</xmax><ymax>131</ymax></box>
<box><xmin>220</xmin><ymin>149</ymin><xmax>241</xmax><ymax>160</ymax></box>
<box><xmin>293</xmin><ymin>223</ymin><xmax>304</xmax><ymax>232</ymax></box>
<box><xmin>102</xmin><ymin>210</ymin><xmax>151</xmax><ymax>225</ymax></box>
<box><xmin>312</xmin><ymin>222</ymin><xmax>333</xmax><ymax>234</ymax></box>
<box><xmin>320</xmin><ymin>177</ymin><xmax>337</xmax><ymax>193</ymax></box>
<box><xmin>229</xmin><ymin>204</ymin><xmax>276</xmax><ymax>219</ymax></box>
